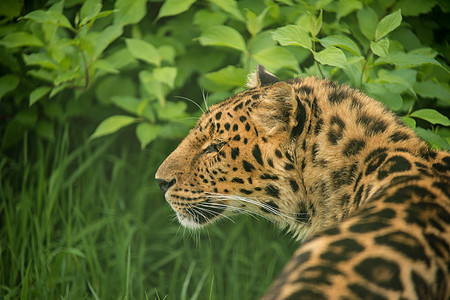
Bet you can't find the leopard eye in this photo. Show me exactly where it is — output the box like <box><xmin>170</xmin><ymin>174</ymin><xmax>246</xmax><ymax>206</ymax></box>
<box><xmin>204</xmin><ymin>141</ymin><xmax>225</xmax><ymax>154</ymax></box>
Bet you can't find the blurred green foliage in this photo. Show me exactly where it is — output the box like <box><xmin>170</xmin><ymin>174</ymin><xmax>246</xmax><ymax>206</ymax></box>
<box><xmin>0</xmin><ymin>0</ymin><xmax>450</xmax><ymax>299</ymax></box>
<box><xmin>0</xmin><ymin>0</ymin><xmax>449</xmax><ymax>151</ymax></box>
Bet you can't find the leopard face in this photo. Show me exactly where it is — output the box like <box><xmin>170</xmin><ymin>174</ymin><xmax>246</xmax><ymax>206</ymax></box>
<box><xmin>156</xmin><ymin>73</ymin><xmax>313</xmax><ymax>234</ymax></box>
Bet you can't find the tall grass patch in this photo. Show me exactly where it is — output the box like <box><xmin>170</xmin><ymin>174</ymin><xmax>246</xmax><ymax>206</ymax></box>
<box><xmin>1</xmin><ymin>127</ymin><xmax>295</xmax><ymax>299</ymax></box>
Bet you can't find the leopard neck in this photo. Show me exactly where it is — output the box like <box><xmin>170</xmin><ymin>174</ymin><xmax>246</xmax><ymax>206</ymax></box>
<box><xmin>290</xmin><ymin>77</ymin><xmax>430</xmax><ymax>234</ymax></box>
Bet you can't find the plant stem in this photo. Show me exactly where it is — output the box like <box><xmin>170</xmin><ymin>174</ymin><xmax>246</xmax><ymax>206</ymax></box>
<box><xmin>311</xmin><ymin>40</ymin><xmax>325</xmax><ymax>78</ymax></box>
<box><xmin>359</xmin><ymin>49</ymin><xmax>372</xmax><ymax>88</ymax></box>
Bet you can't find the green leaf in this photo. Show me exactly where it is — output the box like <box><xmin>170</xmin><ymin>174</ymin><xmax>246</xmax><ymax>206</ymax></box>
<box><xmin>378</xmin><ymin>91</ymin><xmax>403</xmax><ymax>111</ymax></box>
<box><xmin>153</xmin><ymin>67</ymin><xmax>178</xmax><ymax>88</ymax></box>
<box><xmin>401</xmin><ymin>116</ymin><xmax>416</xmax><ymax>129</ymax></box>
<box><xmin>204</xmin><ymin>66</ymin><xmax>247</xmax><ymax>88</ymax></box>
<box><xmin>391</xmin><ymin>28</ymin><xmax>422</xmax><ymax>51</ymax></box>
<box><xmin>390</xmin><ymin>69</ymin><xmax>418</xmax><ymax>83</ymax></box>
<box><xmin>410</xmin><ymin>109</ymin><xmax>450</xmax><ymax>126</ymax></box>
<box><xmin>111</xmin><ymin>96</ymin><xmax>154</xmax><ymax>121</ymax></box>
<box><xmin>245</xmin><ymin>10</ymin><xmax>261</xmax><ymax>37</ymax></box>
<box><xmin>313</xmin><ymin>47</ymin><xmax>347</xmax><ymax>70</ymax></box>
<box><xmin>375</xmin><ymin>9</ymin><xmax>402</xmax><ymax>41</ymax></box>
<box><xmin>111</xmin><ymin>96</ymin><xmax>140</xmax><ymax>114</ymax></box>
<box><xmin>50</xmin><ymin>83</ymin><xmax>71</xmax><ymax>98</ymax></box>
<box><xmin>16</xmin><ymin>109</ymin><xmax>38</xmax><ymax>128</ymax></box>
<box><xmin>347</xmin><ymin>55</ymin><xmax>364</xmax><ymax>64</ymax></box>
<box><xmin>125</xmin><ymin>38</ymin><xmax>160</xmax><ymax>66</ymax></box>
<box><xmin>250</xmin><ymin>31</ymin><xmax>277</xmax><ymax>54</ymax></box>
<box><xmin>208</xmin><ymin>0</ymin><xmax>244</xmax><ymax>21</ymax></box>
<box><xmin>193</xmin><ymin>10</ymin><xmax>228</xmax><ymax>30</ymax></box>
<box><xmin>1</xmin><ymin>120</ymin><xmax>23</xmax><ymax>149</ymax></box>
<box><xmin>199</xmin><ymin>25</ymin><xmax>247</xmax><ymax>52</ymax></box>
<box><xmin>23</xmin><ymin>53</ymin><xmax>60</xmax><ymax>69</ymax></box>
<box><xmin>310</xmin><ymin>10</ymin><xmax>322</xmax><ymax>37</ymax></box>
<box><xmin>410</xmin><ymin>47</ymin><xmax>438</xmax><ymax>58</ymax></box>
<box><xmin>23</xmin><ymin>10</ymin><xmax>74</xmax><ymax>30</ymax></box>
<box><xmin>54</xmin><ymin>69</ymin><xmax>81</xmax><ymax>86</ymax></box>
<box><xmin>394</xmin><ymin>0</ymin><xmax>437</xmax><ymax>17</ymax></box>
<box><xmin>80</xmin><ymin>0</ymin><xmax>102</xmax><ymax>26</ymax></box>
<box><xmin>43</xmin><ymin>102</ymin><xmax>64</xmax><ymax>122</ymax></box>
<box><xmin>363</xmin><ymin>82</ymin><xmax>403</xmax><ymax>110</ymax></box>
<box><xmin>27</xmin><ymin>69</ymin><xmax>54</xmax><ymax>82</ymax></box>
<box><xmin>272</xmin><ymin>25</ymin><xmax>312</xmax><ymax>49</ymax></box>
<box><xmin>136</xmin><ymin>99</ymin><xmax>150</xmax><ymax>117</ymax></box>
<box><xmin>275</xmin><ymin>0</ymin><xmax>294</xmax><ymax>4</ymax></box>
<box><xmin>414</xmin><ymin>80</ymin><xmax>450</xmax><ymax>102</ymax></box>
<box><xmin>253</xmin><ymin>46</ymin><xmax>300</xmax><ymax>73</ymax></box>
<box><xmin>90</xmin><ymin>115</ymin><xmax>136</xmax><ymax>140</ymax></box>
<box><xmin>335</xmin><ymin>0</ymin><xmax>362</xmax><ymax>19</ymax></box>
<box><xmin>2</xmin><ymin>111</ymin><xmax>37</xmax><ymax>149</ymax></box>
<box><xmin>96</xmin><ymin>76</ymin><xmax>136</xmax><ymax>105</ymax></box>
<box><xmin>155</xmin><ymin>101</ymin><xmax>188</xmax><ymax>121</ymax></box>
<box><xmin>29</xmin><ymin>86</ymin><xmax>51</xmax><ymax>106</ymax></box>
<box><xmin>357</xmin><ymin>6</ymin><xmax>378</xmax><ymax>41</ymax></box>
<box><xmin>114</xmin><ymin>0</ymin><xmax>147</xmax><ymax>25</ymax></box>
<box><xmin>139</xmin><ymin>71</ymin><xmax>166</xmax><ymax>106</ymax></box>
<box><xmin>159</xmin><ymin>122</ymin><xmax>191</xmax><ymax>139</ymax></box>
<box><xmin>0</xmin><ymin>0</ymin><xmax>22</xmax><ymax>17</ymax></box>
<box><xmin>378</xmin><ymin>51</ymin><xmax>444</xmax><ymax>69</ymax></box>
<box><xmin>320</xmin><ymin>35</ymin><xmax>361</xmax><ymax>56</ymax></box>
<box><xmin>104</xmin><ymin>47</ymin><xmax>136</xmax><ymax>70</ymax></box>
<box><xmin>157</xmin><ymin>0</ymin><xmax>196</xmax><ymax>19</ymax></box>
<box><xmin>92</xmin><ymin>59</ymin><xmax>119</xmax><ymax>75</ymax></box>
<box><xmin>370</xmin><ymin>38</ymin><xmax>390</xmax><ymax>58</ymax></box>
<box><xmin>90</xmin><ymin>24</ymin><xmax>123</xmax><ymax>58</ymax></box>
<box><xmin>136</xmin><ymin>123</ymin><xmax>161</xmax><ymax>149</ymax></box>
<box><xmin>0</xmin><ymin>74</ymin><xmax>19</xmax><ymax>100</ymax></box>
<box><xmin>87</xmin><ymin>10</ymin><xmax>115</xmax><ymax>25</ymax></box>
<box><xmin>36</xmin><ymin>120</ymin><xmax>55</xmax><ymax>141</ymax></box>
<box><xmin>415</xmin><ymin>127</ymin><xmax>449</xmax><ymax>149</ymax></box>
<box><xmin>374</xmin><ymin>70</ymin><xmax>415</xmax><ymax>95</ymax></box>
<box><xmin>0</xmin><ymin>32</ymin><xmax>44</xmax><ymax>48</ymax></box>
<box><xmin>159</xmin><ymin>45</ymin><xmax>176</xmax><ymax>64</ymax></box>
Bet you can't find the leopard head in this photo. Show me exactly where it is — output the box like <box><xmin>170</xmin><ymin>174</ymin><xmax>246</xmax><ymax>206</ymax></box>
<box><xmin>156</xmin><ymin>66</ymin><xmax>310</xmax><ymax>233</ymax></box>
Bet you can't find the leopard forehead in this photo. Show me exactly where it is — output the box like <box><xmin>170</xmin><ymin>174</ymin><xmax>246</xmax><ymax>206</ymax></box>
<box><xmin>194</xmin><ymin>87</ymin><xmax>263</xmax><ymax>140</ymax></box>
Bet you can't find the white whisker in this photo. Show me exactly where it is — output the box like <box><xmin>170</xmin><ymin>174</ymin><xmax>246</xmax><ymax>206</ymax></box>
<box><xmin>179</xmin><ymin>116</ymin><xmax>201</xmax><ymax>121</ymax></box>
<box><xmin>196</xmin><ymin>203</ymin><xmax>236</xmax><ymax>224</ymax></box>
<box><xmin>190</xmin><ymin>207</ymin><xmax>209</xmax><ymax>224</ymax></box>
<box><xmin>170</xmin><ymin>192</ymin><xmax>310</xmax><ymax>241</ymax></box>
<box><xmin>204</xmin><ymin>193</ymin><xmax>305</xmax><ymax>224</ymax></box>
<box><xmin>175</xmin><ymin>95</ymin><xmax>205</xmax><ymax>114</ymax></box>
<box><xmin>200</xmin><ymin>200</ymin><xmax>263</xmax><ymax>221</ymax></box>
<box><xmin>201</xmin><ymin>86</ymin><xmax>209</xmax><ymax>111</ymax></box>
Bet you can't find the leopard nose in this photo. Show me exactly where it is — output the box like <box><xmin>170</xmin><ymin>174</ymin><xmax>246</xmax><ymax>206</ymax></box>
<box><xmin>156</xmin><ymin>178</ymin><xmax>176</xmax><ymax>194</ymax></box>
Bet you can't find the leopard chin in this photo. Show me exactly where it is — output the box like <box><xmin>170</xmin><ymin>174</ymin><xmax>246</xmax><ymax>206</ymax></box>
<box><xmin>176</xmin><ymin>212</ymin><xmax>204</xmax><ymax>229</ymax></box>
<box><xmin>166</xmin><ymin>196</ymin><xmax>229</xmax><ymax>228</ymax></box>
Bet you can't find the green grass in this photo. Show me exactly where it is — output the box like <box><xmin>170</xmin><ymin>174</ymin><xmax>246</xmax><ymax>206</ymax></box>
<box><xmin>1</xmin><ymin>126</ymin><xmax>296</xmax><ymax>299</ymax></box>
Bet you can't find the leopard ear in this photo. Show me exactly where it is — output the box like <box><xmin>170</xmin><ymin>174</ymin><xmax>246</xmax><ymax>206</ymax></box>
<box><xmin>246</xmin><ymin>65</ymin><xmax>280</xmax><ymax>88</ymax></box>
<box><xmin>254</xmin><ymin>81</ymin><xmax>304</xmax><ymax>137</ymax></box>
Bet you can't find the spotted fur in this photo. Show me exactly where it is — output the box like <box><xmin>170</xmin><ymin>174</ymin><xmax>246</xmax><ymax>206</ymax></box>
<box><xmin>156</xmin><ymin>65</ymin><xmax>450</xmax><ymax>299</ymax></box>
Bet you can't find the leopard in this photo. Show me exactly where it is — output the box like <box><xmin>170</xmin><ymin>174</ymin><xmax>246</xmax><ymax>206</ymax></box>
<box><xmin>155</xmin><ymin>65</ymin><xmax>450</xmax><ymax>299</ymax></box>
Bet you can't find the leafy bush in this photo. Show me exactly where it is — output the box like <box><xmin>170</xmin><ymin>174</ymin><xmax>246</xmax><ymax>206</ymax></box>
<box><xmin>0</xmin><ymin>0</ymin><xmax>449</xmax><ymax>299</ymax></box>
<box><xmin>1</xmin><ymin>0</ymin><xmax>449</xmax><ymax>151</ymax></box>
